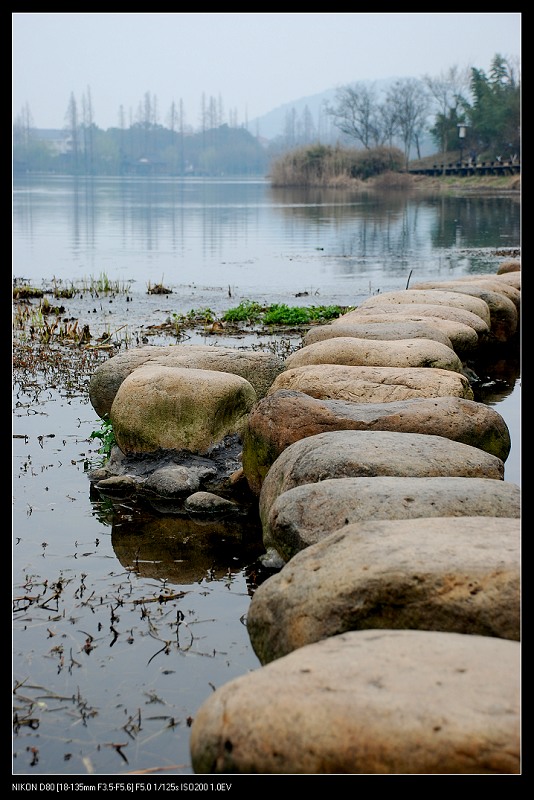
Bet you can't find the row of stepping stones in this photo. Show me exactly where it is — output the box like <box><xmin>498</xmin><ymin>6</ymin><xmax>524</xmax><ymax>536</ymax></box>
<box><xmin>189</xmin><ymin>261</ymin><xmax>521</xmax><ymax>774</ymax></box>
<box><xmin>86</xmin><ymin>260</ymin><xmax>521</xmax><ymax>773</ymax></box>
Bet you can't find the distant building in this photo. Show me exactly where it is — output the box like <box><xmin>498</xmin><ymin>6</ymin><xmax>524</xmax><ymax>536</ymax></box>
<box><xmin>34</xmin><ymin>129</ymin><xmax>75</xmax><ymax>155</ymax></box>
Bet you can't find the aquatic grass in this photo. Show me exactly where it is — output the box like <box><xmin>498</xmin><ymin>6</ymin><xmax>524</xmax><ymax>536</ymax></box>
<box><xmin>166</xmin><ymin>301</ymin><xmax>354</xmax><ymax>339</ymax></box>
<box><xmin>262</xmin><ymin>304</ymin><xmax>312</xmax><ymax>325</ymax></box>
<box><xmin>78</xmin><ymin>273</ymin><xmax>133</xmax><ymax>294</ymax></box>
<box><xmin>89</xmin><ymin>415</ymin><xmax>116</xmax><ymax>464</ymax></box>
<box><xmin>12</xmin><ymin>285</ymin><xmax>44</xmax><ymax>300</ymax></box>
<box><xmin>223</xmin><ymin>301</ymin><xmax>354</xmax><ymax>327</ymax></box>
<box><xmin>12</xmin><ymin>339</ymin><xmax>109</xmax><ymax>403</ymax></box>
<box><xmin>13</xmin><ymin>305</ymin><xmax>52</xmax><ymax>342</ymax></box>
<box><xmin>147</xmin><ymin>277</ymin><xmax>173</xmax><ymax>294</ymax></box>
<box><xmin>13</xmin><ymin>303</ymin><xmax>86</xmax><ymax>345</ymax></box>
<box><xmin>13</xmin><ymin>303</ymin><xmax>36</xmax><ymax>332</ymax></box>
<box><xmin>14</xmin><ymin>275</ymin><xmax>132</xmax><ymax>300</ymax></box>
<box><xmin>222</xmin><ymin>300</ymin><xmax>264</xmax><ymax>324</ymax></box>
<box><xmin>13</xmin><ymin>302</ymin><xmax>130</xmax><ymax>348</ymax></box>
<box><xmin>249</xmin><ymin>337</ymin><xmax>301</xmax><ymax>360</ymax></box>
<box><xmin>171</xmin><ymin>307</ymin><xmax>217</xmax><ymax>325</ymax></box>
<box><xmin>50</xmin><ymin>277</ymin><xmax>77</xmax><ymax>299</ymax></box>
<box><xmin>93</xmin><ymin>272</ymin><xmax>114</xmax><ymax>293</ymax></box>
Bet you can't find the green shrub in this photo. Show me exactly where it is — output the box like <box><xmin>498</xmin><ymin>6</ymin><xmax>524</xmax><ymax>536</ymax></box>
<box><xmin>222</xmin><ymin>300</ymin><xmax>264</xmax><ymax>323</ymax></box>
<box><xmin>89</xmin><ymin>416</ymin><xmax>116</xmax><ymax>463</ymax></box>
<box><xmin>263</xmin><ymin>304</ymin><xmax>311</xmax><ymax>325</ymax></box>
<box><xmin>170</xmin><ymin>301</ymin><xmax>352</xmax><ymax>331</ymax></box>
<box><xmin>349</xmin><ymin>146</ymin><xmax>405</xmax><ymax>179</ymax></box>
<box><xmin>307</xmin><ymin>305</ymin><xmax>349</xmax><ymax>321</ymax></box>
<box><xmin>270</xmin><ymin>144</ymin><xmax>404</xmax><ymax>186</ymax></box>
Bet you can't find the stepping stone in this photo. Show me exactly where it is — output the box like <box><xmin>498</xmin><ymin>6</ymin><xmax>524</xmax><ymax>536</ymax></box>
<box><xmin>190</xmin><ymin>629</ymin><xmax>520</xmax><ymax>774</ymax></box>
<box><xmin>248</xmin><ymin>516</ymin><xmax>520</xmax><ymax>664</ymax></box>
<box><xmin>263</xmin><ymin>475</ymin><xmax>520</xmax><ymax>561</ymax></box>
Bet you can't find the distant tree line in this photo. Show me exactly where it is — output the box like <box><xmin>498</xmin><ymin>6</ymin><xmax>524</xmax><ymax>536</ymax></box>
<box><xmin>13</xmin><ymin>89</ymin><xmax>270</xmax><ymax>176</ymax></box>
<box><xmin>13</xmin><ymin>54</ymin><xmax>520</xmax><ymax>176</ymax></box>
<box><xmin>325</xmin><ymin>54</ymin><xmax>520</xmax><ymax>165</ymax></box>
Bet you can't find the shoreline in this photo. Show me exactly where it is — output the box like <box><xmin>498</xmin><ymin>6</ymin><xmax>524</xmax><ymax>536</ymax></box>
<box><xmin>269</xmin><ymin>172</ymin><xmax>520</xmax><ymax>195</ymax></box>
<box><xmin>407</xmin><ymin>173</ymin><xmax>520</xmax><ymax>194</ymax></box>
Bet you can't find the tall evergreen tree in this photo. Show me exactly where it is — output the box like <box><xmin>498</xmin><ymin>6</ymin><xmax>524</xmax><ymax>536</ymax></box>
<box><xmin>466</xmin><ymin>54</ymin><xmax>520</xmax><ymax>158</ymax></box>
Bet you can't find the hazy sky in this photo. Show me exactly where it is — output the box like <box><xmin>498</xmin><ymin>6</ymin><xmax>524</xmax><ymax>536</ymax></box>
<box><xmin>12</xmin><ymin>12</ymin><xmax>521</xmax><ymax>131</ymax></box>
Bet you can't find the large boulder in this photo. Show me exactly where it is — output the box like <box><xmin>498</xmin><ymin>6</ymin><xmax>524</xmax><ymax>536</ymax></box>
<box><xmin>497</xmin><ymin>259</ymin><xmax>521</xmax><ymax>274</ymax></box>
<box><xmin>190</xmin><ymin>630</ymin><xmax>520</xmax><ymax>774</ymax></box>
<box><xmin>319</xmin><ymin>314</ymin><xmax>480</xmax><ymax>355</ymax></box>
<box><xmin>110</xmin><ymin>364</ymin><xmax>257</xmax><ymax>454</ymax></box>
<box><xmin>247</xmin><ymin>516</ymin><xmax>520</xmax><ymax>665</ymax></box>
<box><xmin>335</xmin><ymin>303</ymin><xmax>490</xmax><ymax>337</ymax></box>
<box><xmin>261</xmin><ymin>428</ymin><xmax>504</xmax><ymax>494</ymax></box>
<box><xmin>491</xmin><ymin>271</ymin><xmax>521</xmax><ymax>289</ymax></box>
<box><xmin>259</xmin><ymin>430</ymin><xmax>504</xmax><ymax>536</ymax></box>
<box><xmin>411</xmin><ymin>277</ymin><xmax>520</xmax><ymax>311</ymax></box>
<box><xmin>258</xmin><ymin>430</ymin><xmax>505</xmax><ymax>539</ymax></box>
<box><xmin>303</xmin><ymin>320</ymin><xmax>455</xmax><ymax>349</ymax></box>
<box><xmin>267</xmin><ymin>364</ymin><xmax>474</xmax><ymax>403</ymax></box>
<box><xmin>263</xmin><ymin>476</ymin><xmax>520</xmax><ymax>560</ymax></box>
<box><xmin>242</xmin><ymin>391</ymin><xmax>511</xmax><ymax>495</ymax></box>
<box><xmin>356</xmin><ymin>289</ymin><xmax>492</xmax><ymax>327</ymax></box>
<box><xmin>89</xmin><ymin>344</ymin><xmax>284</xmax><ymax>418</ymax></box>
<box><xmin>407</xmin><ymin>284</ymin><xmax>518</xmax><ymax>342</ymax></box>
<box><xmin>284</xmin><ymin>336</ymin><xmax>464</xmax><ymax>372</ymax></box>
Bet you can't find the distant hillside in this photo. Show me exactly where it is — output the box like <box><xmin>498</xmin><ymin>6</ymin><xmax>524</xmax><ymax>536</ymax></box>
<box><xmin>248</xmin><ymin>87</ymin><xmax>339</xmax><ymax>140</ymax></box>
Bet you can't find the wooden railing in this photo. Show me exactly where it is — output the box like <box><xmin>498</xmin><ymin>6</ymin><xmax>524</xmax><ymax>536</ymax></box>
<box><xmin>409</xmin><ymin>160</ymin><xmax>520</xmax><ymax>177</ymax></box>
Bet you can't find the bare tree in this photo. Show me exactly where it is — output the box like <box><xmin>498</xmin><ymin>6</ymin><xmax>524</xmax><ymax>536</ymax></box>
<box><xmin>373</xmin><ymin>95</ymin><xmax>398</xmax><ymax>149</ymax></box>
<box><xmin>325</xmin><ymin>82</ymin><xmax>382</xmax><ymax>149</ymax></box>
<box><xmin>81</xmin><ymin>85</ymin><xmax>95</xmax><ymax>173</ymax></box>
<box><xmin>284</xmin><ymin>107</ymin><xmax>297</xmax><ymax>146</ymax></box>
<box><xmin>178</xmin><ymin>99</ymin><xmax>188</xmax><ymax>173</ymax></box>
<box><xmin>228</xmin><ymin>106</ymin><xmax>238</xmax><ymax>128</ymax></box>
<box><xmin>317</xmin><ymin>99</ymin><xmax>336</xmax><ymax>144</ymax></box>
<box><xmin>217</xmin><ymin>93</ymin><xmax>225</xmax><ymax>127</ymax></box>
<box><xmin>13</xmin><ymin>102</ymin><xmax>34</xmax><ymax>146</ymax></box>
<box><xmin>117</xmin><ymin>104</ymin><xmax>126</xmax><ymax>168</ymax></box>
<box><xmin>423</xmin><ymin>66</ymin><xmax>470</xmax><ymax>154</ymax></box>
<box><xmin>301</xmin><ymin>105</ymin><xmax>316</xmax><ymax>144</ymax></box>
<box><xmin>199</xmin><ymin>93</ymin><xmax>221</xmax><ymax>132</ymax></box>
<box><xmin>207</xmin><ymin>95</ymin><xmax>218</xmax><ymax>129</ymax></box>
<box><xmin>168</xmin><ymin>100</ymin><xmax>178</xmax><ymax>134</ymax></box>
<box><xmin>137</xmin><ymin>91</ymin><xmax>159</xmax><ymax>153</ymax></box>
<box><xmin>385</xmin><ymin>78</ymin><xmax>429</xmax><ymax>165</ymax></box>
<box><xmin>200</xmin><ymin>92</ymin><xmax>207</xmax><ymax>134</ymax></box>
<box><xmin>65</xmin><ymin>92</ymin><xmax>80</xmax><ymax>171</ymax></box>
<box><xmin>167</xmin><ymin>98</ymin><xmax>187</xmax><ymax>173</ymax></box>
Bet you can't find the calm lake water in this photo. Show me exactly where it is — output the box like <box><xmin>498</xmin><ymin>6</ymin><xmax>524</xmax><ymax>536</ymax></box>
<box><xmin>13</xmin><ymin>174</ymin><xmax>521</xmax><ymax>300</ymax></box>
<box><xmin>12</xmin><ymin>175</ymin><xmax>521</xmax><ymax>779</ymax></box>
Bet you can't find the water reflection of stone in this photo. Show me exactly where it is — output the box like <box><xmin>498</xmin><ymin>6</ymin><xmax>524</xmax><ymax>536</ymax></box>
<box><xmin>108</xmin><ymin>499</ymin><xmax>265</xmax><ymax>586</ymax></box>
<box><xmin>469</xmin><ymin>346</ymin><xmax>520</xmax><ymax>404</ymax></box>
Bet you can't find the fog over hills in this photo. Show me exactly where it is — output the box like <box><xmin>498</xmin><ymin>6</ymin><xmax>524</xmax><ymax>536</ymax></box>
<box><xmin>248</xmin><ymin>77</ymin><xmax>399</xmax><ymax>139</ymax></box>
<box><xmin>248</xmin><ymin>87</ymin><xmax>337</xmax><ymax>140</ymax></box>
<box><xmin>248</xmin><ymin>76</ymin><xmax>435</xmax><ymax>156</ymax></box>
